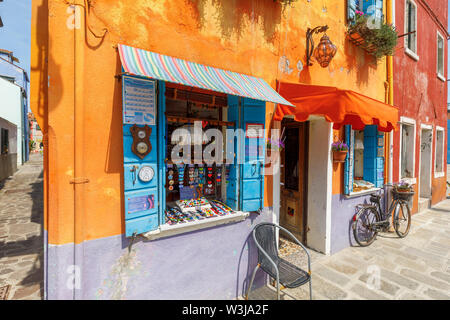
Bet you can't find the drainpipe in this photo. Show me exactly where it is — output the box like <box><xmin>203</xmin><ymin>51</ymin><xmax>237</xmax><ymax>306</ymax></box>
<box><xmin>72</xmin><ymin>0</ymin><xmax>87</xmax><ymax>300</ymax></box>
<box><xmin>386</xmin><ymin>0</ymin><xmax>394</xmax><ymax>184</ymax></box>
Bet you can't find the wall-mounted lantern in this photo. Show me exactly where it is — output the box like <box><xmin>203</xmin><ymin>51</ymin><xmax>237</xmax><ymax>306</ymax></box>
<box><xmin>306</xmin><ymin>25</ymin><xmax>337</xmax><ymax>68</ymax></box>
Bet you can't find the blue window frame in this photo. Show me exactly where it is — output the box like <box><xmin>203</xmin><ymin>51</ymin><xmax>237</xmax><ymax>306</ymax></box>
<box><xmin>344</xmin><ymin>125</ymin><xmax>385</xmax><ymax>195</ymax></box>
<box><xmin>122</xmin><ymin>78</ymin><xmax>267</xmax><ymax>237</ymax></box>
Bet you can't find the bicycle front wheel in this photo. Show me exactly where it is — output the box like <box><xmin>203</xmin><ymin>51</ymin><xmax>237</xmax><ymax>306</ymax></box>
<box><xmin>394</xmin><ymin>201</ymin><xmax>411</xmax><ymax>238</ymax></box>
<box><xmin>353</xmin><ymin>207</ymin><xmax>378</xmax><ymax>247</ymax></box>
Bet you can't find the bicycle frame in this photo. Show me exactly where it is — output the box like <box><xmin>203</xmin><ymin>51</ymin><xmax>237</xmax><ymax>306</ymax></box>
<box><xmin>354</xmin><ymin>193</ymin><xmax>403</xmax><ymax>226</ymax></box>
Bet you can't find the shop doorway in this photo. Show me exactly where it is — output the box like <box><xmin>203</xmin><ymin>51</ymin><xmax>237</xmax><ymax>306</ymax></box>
<box><xmin>419</xmin><ymin>127</ymin><xmax>433</xmax><ymax>199</ymax></box>
<box><xmin>279</xmin><ymin>119</ymin><xmax>308</xmax><ymax>243</ymax></box>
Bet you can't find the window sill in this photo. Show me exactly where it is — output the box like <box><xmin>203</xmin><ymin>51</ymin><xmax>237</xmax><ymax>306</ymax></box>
<box><xmin>437</xmin><ymin>74</ymin><xmax>446</xmax><ymax>82</ymax></box>
<box><xmin>400</xmin><ymin>177</ymin><xmax>417</xmax><ymax>185</ymax></box>
<box><xmin>141</xmin><ymin>211</ymin><xmax>250</xmax><ymax>240</ymax></box>
<box><xmin>434</xmin><ymin>172</ymin><xmax>445</xmax><ymax>178</ymax></box>
<box><xmin>405</xmin><ymin>48</ymin><xmax>419</xmax><ymax>61</ymax></box>
<box><xmin>344</xmin><ymin>188</ymin><xmax>381</xmax><ymax>199</ymax></box>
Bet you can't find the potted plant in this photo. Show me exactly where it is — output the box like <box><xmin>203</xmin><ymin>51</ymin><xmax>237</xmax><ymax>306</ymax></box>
<box><xmin>331</xmin><ymin>141</ymin><xmax>349</xmax><ymax>163</ymax></box>
<box><xmin>347</xmin><ymin>11</ymin><xmax>398</xmax><ymax>60</ymax></box>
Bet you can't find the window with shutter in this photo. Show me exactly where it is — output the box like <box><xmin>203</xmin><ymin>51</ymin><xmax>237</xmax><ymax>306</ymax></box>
<box><xmin>344</xmin><ymin>125</ymin><xmax>385</xmax><ymax>195</ymax></box>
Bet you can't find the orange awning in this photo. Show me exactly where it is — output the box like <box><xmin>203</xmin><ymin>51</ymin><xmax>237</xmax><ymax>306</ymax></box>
<box><xmin>273</xmin><ymin>82</ymin><xmax>399</xmax><ymax>132</ymax></box>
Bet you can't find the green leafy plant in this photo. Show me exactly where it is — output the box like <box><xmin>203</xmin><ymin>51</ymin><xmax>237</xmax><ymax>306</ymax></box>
<box><xmin>348</xmin><ymin>12</ymin><xmax>398</xmax><ymax>60</ymax></box>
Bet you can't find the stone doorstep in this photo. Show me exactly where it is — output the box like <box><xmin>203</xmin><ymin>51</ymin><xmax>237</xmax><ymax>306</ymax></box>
<box><xmin>418</xmin><ymin>197</ymin><xmax>431</xmax><ymax>213</ymax></box>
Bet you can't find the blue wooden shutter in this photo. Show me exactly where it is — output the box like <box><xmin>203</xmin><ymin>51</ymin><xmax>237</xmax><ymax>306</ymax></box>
<box><xmin>344</xmin><ymin>125</ymin><xmax>354</xmax><ymax>194</ymax></box>
<box><xmin>122</xmin><ymin>76</ymin><xmax>160</xmax><ymax>237</ymax></box>
<box><xmin>363</xmin><ymin>125</ymin><xmax>384</xmax><ymax>188</ymax></box>
<box><xmin>226</xmin><ymin>95</ymin><xmax>239</xmax><ymax>210</ymax></box>
<box><xmin>240</xmin><ymin>98</ymin><xmax>266</xmax><ymax>212</ymax></box>
<box><xmin>157</xmin><ymin>81</ymin><xmax>166</xmax><ymax>225</ymax></box>
<box><xmin>347</xmin><ymin>0</ymin><xmax>358</xmax><ymax>21</ymax></box>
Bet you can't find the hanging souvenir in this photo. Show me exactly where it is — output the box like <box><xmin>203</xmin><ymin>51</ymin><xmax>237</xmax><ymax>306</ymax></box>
<box><xmin>178</xmin><ymin>165</ymin><xmax>185</xmax><ymax>188</ymax></box>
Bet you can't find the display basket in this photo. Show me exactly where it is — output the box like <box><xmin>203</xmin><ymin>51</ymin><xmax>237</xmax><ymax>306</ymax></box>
<box><xmin>392</xmin><ymin>189</ymin><xmax>415</xmax><ymax>201</ymax></box>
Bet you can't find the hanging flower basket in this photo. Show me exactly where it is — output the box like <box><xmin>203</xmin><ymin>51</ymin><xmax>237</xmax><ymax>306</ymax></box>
<box><xmin>331</xmin><ymin>141</ymin><xmax>349</xmax><ymax>163</ymax></box>
<box><xmin>347</xmin><ymin>11</ymin><xmax>398</xmax><ymax>60</ymax></box>
<box><xmin>333</xmin><ymin>150</ymin><xmax>348</xmax><ymax>163</ymax></box>
<box><xmin>347</xmin><ymin>31</ymin><xmax>377</xmax><ymax>54</ymax></box>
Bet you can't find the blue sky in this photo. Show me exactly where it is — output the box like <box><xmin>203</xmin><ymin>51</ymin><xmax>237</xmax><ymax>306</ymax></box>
<box><xmin>0</xmin><ymin>0</ymin><xmax>31</xmax><ymax>108</ymax></box>
<box><xmin>0</xmin><ymin>0</ymin><xmax>31</xmax><ymax>76</ymax></box>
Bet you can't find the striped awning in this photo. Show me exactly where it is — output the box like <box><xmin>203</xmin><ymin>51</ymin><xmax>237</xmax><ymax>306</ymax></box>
<box><xmin>118</xmin><ymin>44</ymin><xmax>293</xmax><ymax>106</ymax></box>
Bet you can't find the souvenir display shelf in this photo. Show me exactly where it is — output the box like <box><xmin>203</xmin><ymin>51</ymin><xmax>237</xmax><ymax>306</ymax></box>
<box><xmin>164</xmin><ymin>98</ymin><xmax>233</xmax><ymax>226</ymax></box>
<box><xmin>165</xmin><ymin>197</ymin><xmax>235</xmax><ymax>225</ymax></box>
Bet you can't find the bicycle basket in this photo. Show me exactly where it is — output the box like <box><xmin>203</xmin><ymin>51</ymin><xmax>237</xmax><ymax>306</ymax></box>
<box><xmin>392</xmin><ymin>190</ymin><xmax>414</xmax><ymax>201</ymax></box>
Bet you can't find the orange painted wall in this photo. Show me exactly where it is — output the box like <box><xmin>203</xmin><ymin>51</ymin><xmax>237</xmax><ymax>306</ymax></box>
<box><xmin>31</xmin><ymin>0</ymin><xmax>388</xmax><ymax>245</ymax></box>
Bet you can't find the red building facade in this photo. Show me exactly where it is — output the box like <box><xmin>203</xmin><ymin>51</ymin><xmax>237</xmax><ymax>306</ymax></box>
<box><xmin>393</xmin><ymin>0</ymin><xmax>448</xmax><ymax>213</ymax></box>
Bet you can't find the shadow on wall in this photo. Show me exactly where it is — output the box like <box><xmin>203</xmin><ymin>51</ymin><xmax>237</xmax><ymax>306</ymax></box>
<box><xmin>236</xmin><ymin>212</ymin><xmax>265</xmax><ymax>298</ymax></box>
<box><xmin>186</xmin><ymin>0</ymin><xmax>282</xmax><ymax>42</ymax></box>
<box><xmin>343</xmin><ymin>38</ymin><xmax>377</xmax><ymax>88</ymax></box>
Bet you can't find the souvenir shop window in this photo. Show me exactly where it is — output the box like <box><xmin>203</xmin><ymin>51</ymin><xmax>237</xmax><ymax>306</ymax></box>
<box><xmin>344</xmin><ymin>125</ymin><xmax>385</xmax><ymax>195</ymax></box>
<box><xmin>164</xmin><ymin>97</ymin><xmax>237</xmax><ymax>225</ymax></box>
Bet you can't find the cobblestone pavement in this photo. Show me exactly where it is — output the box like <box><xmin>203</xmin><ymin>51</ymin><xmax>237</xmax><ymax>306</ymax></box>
<box><xmin>0</xmin><ymin>154</ymin><xmax>43</xmax><ymax>300</ymax></box>
<box><xmin>248</xmin><ymin>199</ymin><xmax>450</xmax><ymax>300</ymax></box>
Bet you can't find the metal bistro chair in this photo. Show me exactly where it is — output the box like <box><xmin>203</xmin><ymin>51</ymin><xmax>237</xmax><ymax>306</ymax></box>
<box><xmin>246</xmin><ymin>223</ymin><xmax>312</xmax><ymax>300</ymax></box>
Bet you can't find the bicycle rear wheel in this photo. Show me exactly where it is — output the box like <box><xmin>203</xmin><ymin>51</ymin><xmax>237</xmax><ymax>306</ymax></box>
<box><xmin>394</xmin><ymin>201</ymin><xmax>411</xmax><ymax>238</ymax></box>
<box><xmin>353</xmin><ymin>207</ymin><xmax>379</xmax><ymax>247</ymax></box>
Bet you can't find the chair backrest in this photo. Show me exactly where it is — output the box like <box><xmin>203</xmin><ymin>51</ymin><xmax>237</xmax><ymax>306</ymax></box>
<box><xmin>253</xmin><ymin>223</ymin><xmax>279</xmax><ymax>267</ymax></box>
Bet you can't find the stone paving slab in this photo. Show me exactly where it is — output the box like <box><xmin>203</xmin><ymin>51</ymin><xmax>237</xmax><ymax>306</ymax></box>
<box><xmin>247</xmin><ymin>197</ymin><xmax>450</xmax><ymax>300</ymax></box>
<box><xmin>0</xmin><ymin>154</ymin><xmax>43</xmax><ymax>300</ymax></box>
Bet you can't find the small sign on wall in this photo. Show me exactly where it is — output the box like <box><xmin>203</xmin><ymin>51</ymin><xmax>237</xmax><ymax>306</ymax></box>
<box><xmin>123</xmin><ymin>76</ymin><xmax>157</xmax><ymax>125</ymax></box>
<box><xmin>128</xmin><ymin>194</ymin><xmax>155</xmax><ymax>214</ymax></box>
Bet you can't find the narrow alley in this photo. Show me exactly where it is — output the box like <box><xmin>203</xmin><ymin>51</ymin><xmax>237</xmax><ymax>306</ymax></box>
<box><xmin>0</xmin><ymin>153</ymin><xmax>43</xmax><ymax>300</ymax></box>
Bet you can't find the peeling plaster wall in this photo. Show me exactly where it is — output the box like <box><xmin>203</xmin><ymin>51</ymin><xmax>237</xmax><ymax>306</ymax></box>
<box><xmin>393</xmin><ymin>0</ymin><xmax>448</xmax><ymax>211</ymax></box>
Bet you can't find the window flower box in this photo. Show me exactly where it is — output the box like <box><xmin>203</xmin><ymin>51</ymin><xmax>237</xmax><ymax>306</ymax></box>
<box><xmin>347</xmin><ymin>11</ymin><xmax>398</xmax><ymax>60</ymax></box>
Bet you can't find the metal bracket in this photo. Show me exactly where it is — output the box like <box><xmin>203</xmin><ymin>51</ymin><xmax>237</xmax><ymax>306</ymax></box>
<box><xmin>69</xmin><ymin>177</ymin><xmax>90</xmax><ymax>184</ymax></box>
<box><xmin>128</xmin><ymin>232</ymin><xmax>137</xmax><ymax>253</ymax></box>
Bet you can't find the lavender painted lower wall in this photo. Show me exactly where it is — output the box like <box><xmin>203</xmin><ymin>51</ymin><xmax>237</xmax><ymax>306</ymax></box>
<box><xmin>46</xmin><ymin>210</ymin><xmax>271</xmax><ymax>300</ymax></box>
<box><xmin>330</xmin><ymin>192</ymin><xmax>384</xmax><ymax>254</ymax></box>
